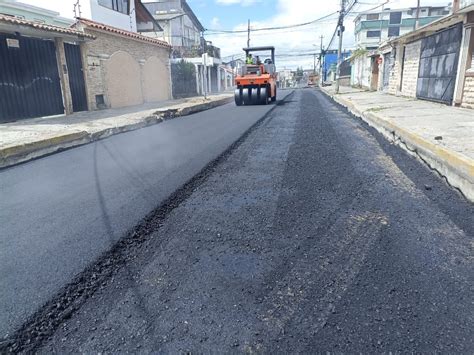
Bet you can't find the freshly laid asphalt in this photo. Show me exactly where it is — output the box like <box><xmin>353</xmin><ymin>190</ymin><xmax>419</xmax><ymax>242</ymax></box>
<box><xmin>0</xmin><ymin>95</ymin><xmax>290</xmax><ymax>339</ymax></box>
<box><xmin>2</xmin><ymin>89</ymin><xmax>473</xmax><ymax>353</ymax></box>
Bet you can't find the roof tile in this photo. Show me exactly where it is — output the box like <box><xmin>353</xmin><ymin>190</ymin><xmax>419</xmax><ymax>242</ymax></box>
<box><xmin>75</xmin><ymin>18</ymin><xmax>171</xmax><ymax>49</ymax></box>
<box><xmin>0</xmin><ymin>14</ymin><xmax>94</xmax><ymax>39</ymax></box>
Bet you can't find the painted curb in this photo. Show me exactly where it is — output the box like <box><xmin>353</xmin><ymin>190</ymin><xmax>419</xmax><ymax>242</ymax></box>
<box><xmin>321</xmin><ymin>87</ymin><xmax>474</xmax><ymax>203</ymax></box>
<box><xmin>0</xmin><ymin>96</ymin><xmax>233</xmax><ymax>169</ymax></box>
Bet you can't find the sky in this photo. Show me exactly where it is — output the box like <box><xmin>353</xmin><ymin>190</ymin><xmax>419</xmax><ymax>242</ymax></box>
<box><xmin>17</xmin><ymin>0</ymin><xmax>451</xmax><ymax>69</ymax></box>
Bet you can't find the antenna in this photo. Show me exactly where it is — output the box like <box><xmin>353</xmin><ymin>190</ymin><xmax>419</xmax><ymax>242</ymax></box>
<box><xmin>73</xmin><ymin>0</ymin><xmax>81</xmax><ymax>18</ymax></box>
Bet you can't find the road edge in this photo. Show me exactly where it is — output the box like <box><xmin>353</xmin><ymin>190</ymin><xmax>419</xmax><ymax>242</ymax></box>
<box><xmin>320</xmin><ymin>87</ymin><xmax>474</xmax><ymax>203</ymax></box>
<box><xmin>0</xmin><ymin>96</ymin><xmax>234</xmax><ymax>170</ymax></box>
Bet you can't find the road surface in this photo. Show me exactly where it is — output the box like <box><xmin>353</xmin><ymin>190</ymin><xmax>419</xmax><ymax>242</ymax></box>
<box><xmin>0</xmin><ymin>93</ymin><xmax>291</xmax><ymax>339</ymax></box>
<box><xmin>2</xmin><ymin>89</ymin><xmax>473</xmax><ymax>353</ymax></box>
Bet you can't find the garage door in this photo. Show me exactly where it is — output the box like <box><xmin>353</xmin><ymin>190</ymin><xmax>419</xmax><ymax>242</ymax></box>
<box><xmin>416</xmin><ymin>23</ymin><xmax>463</xmax><ymax>105</ymax></box>
<box><xmin>0</xmin><ymin>34</ymin><xmax>64</xmax><ymax>123</ymax></box>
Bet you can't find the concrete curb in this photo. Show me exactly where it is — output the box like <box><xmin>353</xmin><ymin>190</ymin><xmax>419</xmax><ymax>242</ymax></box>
<box><xmin>0</xmin><ymin>96</ymin><xmax>233</xmax><ymax>169</ymax></box>
<box><xmin>320</xmin><ymin>87</ymin><xmax>474</xmax><ymax>203</ymax></box>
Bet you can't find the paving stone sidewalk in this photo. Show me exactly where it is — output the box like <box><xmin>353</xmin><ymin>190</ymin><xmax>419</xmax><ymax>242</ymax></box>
<box><xmin>0</xmin><ymin>93</ymin><xmax>233</xmax><ymax>169</ymax></box>
<box><xmin>321</xmin><ymin>85</ymin><xmax>474</xmax><ymax>202</ymax></box>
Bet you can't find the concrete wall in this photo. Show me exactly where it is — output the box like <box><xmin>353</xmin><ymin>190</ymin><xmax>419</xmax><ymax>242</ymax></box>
<box><xmin>401</xmin><ymin>40</ymin><xmax>422</xmax><ymax>97</ymax></box>
<box><xmin>82</xmin><ymin>27</ymin><xmax>171</xmax><ymax>110</ymax></box>
<box><xmin>351</xmin><ymin>56</ymin><xmax>371</xmax><ymax>88</ymax></box>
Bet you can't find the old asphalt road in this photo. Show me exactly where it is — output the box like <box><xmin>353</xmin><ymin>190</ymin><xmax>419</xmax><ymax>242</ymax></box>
<box><xmin>0</xmin><ymin>93</ymin><xmax>291</xmax><ymax>342</ymax></box>
<box><xmin>3</xmin><ymin>89</ymin><xmax>474</xmax><ymax>353</ymax></box>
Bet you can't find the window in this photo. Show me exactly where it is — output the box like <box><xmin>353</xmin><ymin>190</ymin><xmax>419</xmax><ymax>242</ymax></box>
<box><xmin>389</xmin><ymin>12</ymin><xmax>402</xmax><ymax>24</ymax></box>
<box><xmin>388</xmin><ymin>26</ymin><xmax>400</xmax><ymax>37</ymax></box>
<box><xmin>367</xmin><ymin>30</ymin><xmax>381</xmax><ymax>38</ymax></box>
<box><xmin>366</xmin><ymin>13</ymin><xmax>379</xmax><ymax>20</ymax></box>
<box><xmin>98</xmin><ymin>0</ymin><xmax>129</xmax><ymax>14</ymax></box>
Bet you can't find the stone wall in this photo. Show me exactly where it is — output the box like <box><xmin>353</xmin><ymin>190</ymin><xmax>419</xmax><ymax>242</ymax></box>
<box><xmin>82</xmin><ymin>28</ymin><xmax>171</xmax><ymax>110</ymax></box>
<box><xmin>388</xmin><ymin>51</ymin><xmax>400</xmax><ymax>95</ymax></box>
<box><xmin>461</xmin><ymin>75</ymin><xmax>474</xmax><ymax>108</ymax></box>
<box><xmin>401</xmin><ymin>40</ymin><xmax>422</xmax><ymax>98</ymax></box>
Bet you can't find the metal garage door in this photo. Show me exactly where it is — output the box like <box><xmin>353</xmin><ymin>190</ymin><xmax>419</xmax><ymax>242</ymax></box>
<box><xmin>416</xmin><ymin>23</ymin><xmax>463</xmax><ymax>105</ymax></box>
<box><xmin>64</xmin><ymin>43</ymin><xmax>88</xmax><ymax>112</ymax></box>
<box><xmin>0</xmin><ymin>34</ymin><xmax>64</xmax><ymax>123</ymax></box>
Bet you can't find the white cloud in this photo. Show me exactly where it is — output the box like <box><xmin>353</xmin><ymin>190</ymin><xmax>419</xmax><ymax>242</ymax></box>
<box><xmin>211</xmin><ymin>16</ymin><xmax>221</xmax><ymax>28</ymax></box>
<box><xmin>215</xmin><ymin>0</ymin><xmax>260</xmax><ymax>6</ymax></box>
<box><xmin>208</xmin><ymin>0</ymin><xmax>450</xmax><ymax>70</ymax></box>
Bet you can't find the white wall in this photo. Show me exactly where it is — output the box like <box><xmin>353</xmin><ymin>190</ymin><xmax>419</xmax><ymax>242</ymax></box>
<box><xmin>79</xmin><ymin>0</ymin><xmax>136</xmax><ymax>32</ymax></box>
<box><xmin>351</xmin><ymin>56</ymin><xmax>371</xmax><ymax>88</ymax></box>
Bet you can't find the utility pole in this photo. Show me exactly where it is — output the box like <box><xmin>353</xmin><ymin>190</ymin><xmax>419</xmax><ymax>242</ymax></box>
<box><xmin>247</xmin><ymin>19</ymin><xmax>251</xmax><ymax>48</ymax></box>
<box><xmin>319</xmin><ymin>35</ymin><xmax>324</xmax><ymax>86</ymax></box>
<box><xmin>313</xmin><ymin>54</ymin><xmax>316</xmax><ymax>74</ymax></box>
<box><xmin>335</xmin><ymin>0</ymin><xmax>346</xmax><ymax>94</ymax></box>
<box><xmin>414</xmin><ymin>0</ymin><xmax>421</xmax><ymax>30</ymax></box>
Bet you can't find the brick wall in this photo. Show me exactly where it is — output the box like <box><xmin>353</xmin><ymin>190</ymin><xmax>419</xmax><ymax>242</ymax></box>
<box><xmin>82</xmin><ymin>28</ymin><xmax>171</xmax><ymax>110</ymax></box>
<box><xmin>401</xmin><ymin>40</ymin><xmax>421</xmax><ymax>98</ymax></box>
<box><xmin>461</xmin><ymin>75</ymin><xmax>474</xmax><ymax>108</ymax></box>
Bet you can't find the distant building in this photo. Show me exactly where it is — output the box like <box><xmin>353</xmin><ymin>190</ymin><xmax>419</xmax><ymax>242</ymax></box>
<box><xmin>143</xmin><ymin>0</ymin><xmax>204</xmax><ymax>50</ymax></box>
<box><xmin>322</xmin><ymin>49</ymin><xmax>351</xmax><ymax>82</ymax></box>
<box><xmin>144</xmin><ymin>0</ymin><xmax>225</xmax><ymax>95</ymax></box>
<box><xmin>354</xmin><ymin>6</ymin><xmax>449</xmax><ymax>50</ymax></box>
<box><xmin>0</xmin><ymin>0</ymin><xmax>73</xmax><ymax>27</ymax></box>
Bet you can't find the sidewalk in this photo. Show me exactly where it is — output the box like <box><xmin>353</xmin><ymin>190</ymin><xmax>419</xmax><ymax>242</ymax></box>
<box><xmin>321</xmin><ymin>85</ymin><xmax>474</xmax><ymax>202</ymax></box>
<box><xmin>0</xmin><ymin>93</ymin><xmax>233</xmax><ymax>169</ymax></box>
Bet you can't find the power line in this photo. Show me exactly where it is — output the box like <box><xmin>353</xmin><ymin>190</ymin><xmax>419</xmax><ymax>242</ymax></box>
<box><xmin>204</xmin><ymin>11</ymin><xmax>339</xmax><ymax>34</ymax></box>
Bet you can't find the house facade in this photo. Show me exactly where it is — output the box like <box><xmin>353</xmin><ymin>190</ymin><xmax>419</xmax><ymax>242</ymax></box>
<box><xmin>73</xmin><ymin>0</ymin><xmax>160</xmax><ymax>33</ymax></box>
<box><xmin>374</xmin><ymin>0</ymin><xmax>474</xmax><ymax>108</ymax></box>
<box><xmin>351</xmin><ymin>5</ymin><xmax>457</xmax><ymax>90</ymax></box>
<box><xmin>0</xmin><ymin>0</ymin><xmax>172</xmax><ymax>122</ymax></box>
<box><xmin>75</xmin><ymin>18</ymin><xmax>171</xmax><ymax>110</ymax></box>
<box><xmin>0</xmin><ymin>14</ymin><xmax>95</xmax><ymax>122</ymax></box>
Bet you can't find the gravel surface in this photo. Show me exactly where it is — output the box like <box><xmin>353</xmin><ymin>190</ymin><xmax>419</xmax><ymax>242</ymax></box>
<box><xmin>4</xmin><ymin>89</ymin><xmax>473</xmax><ymax>353</ymax></box>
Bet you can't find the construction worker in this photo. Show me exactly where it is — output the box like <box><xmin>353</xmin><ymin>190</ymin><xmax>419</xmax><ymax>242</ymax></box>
<box><xmin>246</xmin><ymin>54</ymin><xmax>253</xmax><ymax>64</ymax></box>
<box><xmin>256</xmin><ymin>56</ymin><xmax>262</xmax><ymax>65</ymax></box>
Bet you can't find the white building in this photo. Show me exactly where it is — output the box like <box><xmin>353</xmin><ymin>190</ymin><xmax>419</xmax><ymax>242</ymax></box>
<box><xmin>0</xmin><ymin>0</ymin><xmax>74</xmax><ymax>27</ymax></box>
<box><xmin>73</xmin><ymin>0</ymin><xmax>160</xmax><ymax>33</ymax></box>
<box><xmin>354</xmin><ymin>6</ymin><xmax>449</xmax><ymax>50</ymax></box>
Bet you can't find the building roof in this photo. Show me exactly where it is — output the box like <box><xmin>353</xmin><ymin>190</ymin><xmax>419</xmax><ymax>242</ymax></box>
<box><xmin>0</xmin><ymin>13</ymin><xmax>94</xmax><ymax>39</ymax></box>
<box><xmin>152</xmin><ymin>13</ymin><xmax>185</xmax><ymax>21</ymax></box>
<box><xmin>75</xmin><ymin>18</ymin><xmax>171</xmax><ymax>49</ymax></box>
<box><xmin>144</xmin><ymin>1</ymin><xmax>204</xmax><ymax>32</ymax></box>
<box><xmin>134</xmin><ymin>0</ymin><xmax>163</xmax><ymax>31</ymax></box>
<box><xmin>182</xmin><ymin>0</ymin><xmax>204</xmax><ymax>32</ymax></box>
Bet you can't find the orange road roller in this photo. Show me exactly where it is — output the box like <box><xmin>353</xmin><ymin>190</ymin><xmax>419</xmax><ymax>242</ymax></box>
<box><xmin>235</xmin><ymin>46</ymin><xmax>277</xmax><ymax>106</ymax></box>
